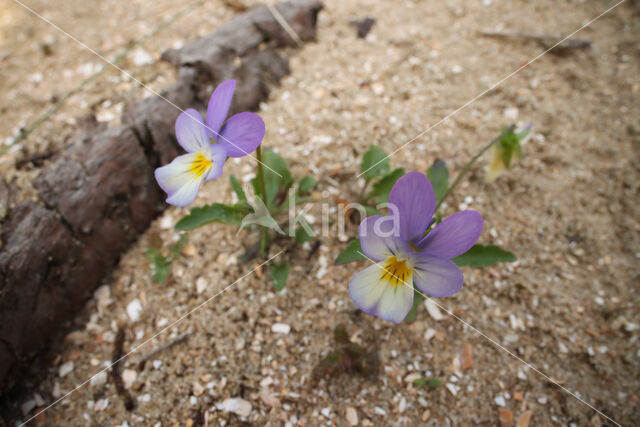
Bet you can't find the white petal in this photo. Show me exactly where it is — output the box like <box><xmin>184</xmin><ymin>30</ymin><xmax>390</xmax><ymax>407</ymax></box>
<box><xmin>376</xmin><ymin>275</ymin><xmax>414</xmax><ymax>323</ymax></box>
<box><xmin>155</xmin><ymin>153</ymin><xmax>198</xmax><ymax>194</ymax></box>
<box><xmin>349</xmin><ymin>264</ymin><xmax>388</xmax><ymax>314</ymax></box>
<box><xmin>166</xmin><ymin>175</ymin><xmax>205</xmax><ymax>207</ymax></box>
<box><xmin>349</xmin><ymin>263</ymin><xmax>414</xmax><ymax>324</ymax></box>
<box><xmin>155</xmin><ymin>153</ymin><xmax>207</xmax><ymax>207</ymax></box>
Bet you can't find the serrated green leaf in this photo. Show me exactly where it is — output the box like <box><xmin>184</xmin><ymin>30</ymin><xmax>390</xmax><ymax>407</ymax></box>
<box><xmin>360</xmin><ymin>145</ymin><xmax>390</xmax><ymax>180</ymax></box>
<box><xmin>369</xmin><ymin>168</ymin><xmax>405</xmax><ymax>204</ymax></box>
<box><xmin>146</xmin><ymin>248</ymin><xmax>171</xmax><ymax>283</ymax></box>
<box><xmin>239</xmin><ymin>195</ymin><xmax>284</xmax><ymax>234</ymax></box>
<box><xmin>452</xmin><ymin>244</ymin><xmax>517</xmax><ymax>267</ymax></box>
<box><xmin>426</xmin><ymin>160</ymin><xmax>449</xmax><ymax>203</ymax></box>
<box><xmin>297</xmin><ymin>176</ymin><xmax>317</xmax><ymax>195</ymax></box>
<box><xmin>295</xmin><ymin>226</ymin><xmax>313</xmax><ymax>244</ymax></box>
<box><xmin>229</xmin><ymin>174</ymin><xmax>247</xmax><ymax>203</ymax></box>
<box><xmin>175</xmin><ymin>202</ymin><xmax>251</xmax><ymax>231</ymax></box>
<box><xmin>168</xmin><ymin>234</ymin><xmax>188</xmax><ymax>258</ymax></box>
<box><xmin>404</xmin><ymin>288</ymin><xmax>425</xmax><ymax>324</ymax></box>
<box><xmin>335</xmin><ymin>239</ymin><xmax>367</xmax><ymax>265</ymax></box>
<box><xmin>270</xmin><ymin>260</ymin><xmax>290</xmax><ymax>291</ymax></box>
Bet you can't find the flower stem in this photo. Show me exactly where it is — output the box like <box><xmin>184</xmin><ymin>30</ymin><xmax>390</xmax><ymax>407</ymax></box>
<box><xmin>435</xmin><ymin>124</ymin><xmax>515</xmax><ymax>212</ymax></box>
<box><xmin>358</xmin><ymin>178</ymin><xmax>371</xmax><ymax>203</ymax></box>
<box><xmin>256</xmin><ymin>145</ymin><xmax>270</xmax><ymax>253</ymax></box>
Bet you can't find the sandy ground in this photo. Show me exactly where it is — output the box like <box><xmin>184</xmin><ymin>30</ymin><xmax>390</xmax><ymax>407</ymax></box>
<box><xmin>2</xmin><ymin>0</ymin><xmax>640</xmax><ymax>425</ymax></box>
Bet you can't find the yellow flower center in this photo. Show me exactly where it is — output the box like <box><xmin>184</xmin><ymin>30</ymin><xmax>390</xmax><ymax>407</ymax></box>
<box><xmin>380</xmin><ymin>256</ymin><xmax>412</xmax><ymax>288</ymax></box>
<box><xmin>190</xmin><ymin>153</ymin><xmax>212</xmax><ymax>177</ymax></box>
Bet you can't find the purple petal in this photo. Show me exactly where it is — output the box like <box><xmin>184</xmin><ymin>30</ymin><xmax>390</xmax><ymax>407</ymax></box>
<box><xmin>412</xmin><ymin>254</ymin><xmax>464</xmax><ymax>297</ymax></box>
<box><xmin>219</xmin><ymin>112</ymin><xmax>265</xmax><ymax>158</ymax></box>
<box><xmin>205</xmin><ymin>144</ymin><xmax>228</xmax><ymax>181</ymax></box>
<box><xmin>206</xmin><ymin>80</ymin><xmax>236</xmax><ymax>137</ymax></box>
<box><xmin>358</xmin><ymin>215</ymin><xmax>402</xmax><ymax>261</ymax></box>
<box><xmin>388</xmin><ymin>172</ymin><xmax>435</xmax><ymax>243</ymax></box>
<box><xmin>175</xmin><ymin>109</ymin><xmax>208</xmax><ymax>153</ymax></box>
<box><xmin>415</xmin><ymin>210</ymin><xmax>483</xmax><ymax>258</ymax></box>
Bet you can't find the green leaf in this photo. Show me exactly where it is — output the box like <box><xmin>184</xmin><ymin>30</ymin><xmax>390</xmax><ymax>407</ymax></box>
<box><xmin>229</xmin><ymin>174</ymin><xmax>247</xmax><ymax>203</ymax></box>
<box><xmin>360</xmin><ymin>145</ymin><xmax>390</xmax><ymax>180</ymax></box>
<box><xmin>368</xmin><ymin>168</ymin><xmax>405</xmax><ymax>204</ymax></box>
<box><xmin>412</xmin><ymin>378</ymin><xmax>427</xmax><ymax>387</ymax></box>
<box><xmin>426</xmin><ymin>378</ymin><xmax>442</xmax><ymax>388</ymax></box>
<box><xmin>335</xmin><ymin>239</ymin><xmax>367</xmax><ymax>265</ymax></box>
<box><xmin>413</xmin><ymin>377</ymin><xmax>442</xmax><ymax>388</ymax></box>
<box><xmin>250</xmin><ymin>176</ymin><xmax>261</xmax><ymax>198</ymax></box>
<box><xmin>297</xmin><ymin>175</ymin><xmax>317</xmax><ymax>195</ymax></box>
<box><xmin>240</xmin><ymin>195</ymin><xmax>283</xmax><ymax>233</ymax></box>
<box><xmin>426</xmin><ymin>159</ymin><xmax>449</xmax><ymax>203</ymax></box>
<box><xmin>146</xmin><ymin>248</ymin><xmax>171</xmax><ymax>283</ymax></box>
<box><xmin>295</xmin><ymin>226</ymin><xmax>313</xmax><ymax>244</ymax></box>
<box><xmin>262</xmin><ymin>149</ymin><xmax>294</xmax><ymax>208</ymax></box>
<box><xmin>270</xmin><ymin>260</ymin><xmax>291</xmax><ymax>291</ymax></box>
<box><xmin>175</xmin><ymin>202</ymin><xmax>251</xmax><ymax>231</ymax></box>
<box><xmin>273</xmin><ymin>192</ymin><xmax>311</xmax><ymax>214</ymax></box>
<box><xmin>364</xmin><ymin>206</ymin><xmax>382</xmax><ymax>217</ymax></box>
<box><xmin>452</xmin><ymin>244</ymin><xmax>517</xmax><ymax>267</ymax></box>
<box><xmin>404</xmin><ymin>288</ymin><xmax>425</xmax><ymax>324</ymax></box>
<box><xmin>168</xmin><ymin>235</ymin><xmax>188</xmax><ymax>258</ymax></box>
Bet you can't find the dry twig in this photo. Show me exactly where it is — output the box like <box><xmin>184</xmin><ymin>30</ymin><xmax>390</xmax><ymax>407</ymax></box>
<box><xmin>111</xmin><ymin>327</ymin><xmax>136</xmax><ymax>411</ymax></box>
<box><xmin>136</xmin><ymin>332</ymin><xmax>190</xmax><ymax>369</ymax></box>
<box><xmin>480</xmin><ymin>30</ymin><xmax>591</xmax><ymax>54</ymax></box>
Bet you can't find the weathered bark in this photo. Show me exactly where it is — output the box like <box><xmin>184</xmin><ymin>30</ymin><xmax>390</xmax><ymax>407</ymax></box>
<box><xmin>0</xmin><ymin>0</ymin><xmax>322</xmax><ymax>403</ymax></box>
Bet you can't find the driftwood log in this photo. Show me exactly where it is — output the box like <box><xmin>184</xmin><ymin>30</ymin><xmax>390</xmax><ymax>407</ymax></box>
<box><xmin>0</xmin><ymin>0</ymin><xmax>322</xmax><ymax>400</ymax></box>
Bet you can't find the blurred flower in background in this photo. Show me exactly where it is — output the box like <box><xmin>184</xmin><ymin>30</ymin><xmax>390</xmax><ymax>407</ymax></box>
<box><xmin>485</xmin><ymin>123</ymin><xmax>533</xmax><ymax>183</ymax></box>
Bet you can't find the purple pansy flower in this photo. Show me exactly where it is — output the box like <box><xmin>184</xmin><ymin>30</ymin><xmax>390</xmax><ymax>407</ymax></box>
<box><xmin>155</xmin><ymin>80</ymin><xmax>265</xmax><ymax>207</ymax></box>
<box><xmin>349</xmin><ymin>172</ymin><xmax>483</xmax><ymax>323</ymax></box>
